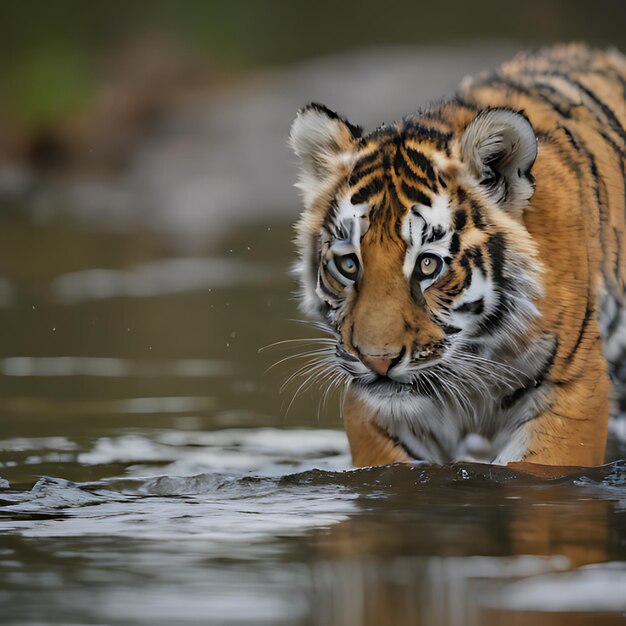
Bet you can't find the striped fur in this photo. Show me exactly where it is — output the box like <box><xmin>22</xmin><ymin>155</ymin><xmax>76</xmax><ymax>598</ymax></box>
<box><xmin>290</xmin><ymin>45</ymin><xmax>625</xmax><ymax>467</ymax></box>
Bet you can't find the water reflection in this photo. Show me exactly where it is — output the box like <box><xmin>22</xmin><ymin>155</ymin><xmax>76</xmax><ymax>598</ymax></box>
<box><xmin>1</xmin><ymin>458</ymin><xmax>625</xmax><ymax>625</ymax></box>
<box><xmin>310</xmin><ymin>558</ymin><xmax>626</xmax><ymax>626</ymax></box>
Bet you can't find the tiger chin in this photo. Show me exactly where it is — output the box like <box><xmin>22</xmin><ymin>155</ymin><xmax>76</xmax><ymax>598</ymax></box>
<box><xmin>288</xmin><ymin>44</ymin><xmax>625</xmax><ymax>468</ymax></box>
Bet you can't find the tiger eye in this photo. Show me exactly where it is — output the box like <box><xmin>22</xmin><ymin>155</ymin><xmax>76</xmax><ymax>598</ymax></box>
<box><xmin>420</xmin><ymin>256</ymin><xmax>437</xmax><ymax>276</ymax></box>
<box><xmin>415</xmin><ymin>253</ymin><xmax>443</xmax><ymax>281</ymax></box>
<box><xmin>334</xmin><ymin>253</ymin><xmax>360</xmax><ymax>280</ymax></box>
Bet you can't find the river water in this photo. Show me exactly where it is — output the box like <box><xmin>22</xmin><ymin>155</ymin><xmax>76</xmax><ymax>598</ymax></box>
<box><xmin>0</xmin><ymin>215</ymin><xmax>624</xmax><ymax>626</ymax></box>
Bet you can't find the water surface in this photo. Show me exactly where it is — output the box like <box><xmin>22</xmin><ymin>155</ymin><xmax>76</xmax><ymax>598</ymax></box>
<box><xmin>0</xmin><ymin>213</ymin><xmax>625</xmax><ymax>626</ymax></box>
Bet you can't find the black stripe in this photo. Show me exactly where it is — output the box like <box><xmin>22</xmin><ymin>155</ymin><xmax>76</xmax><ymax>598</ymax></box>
<box><xmin>478</xmin><ymin>76</ymin><xmax>574</xmax><ymax>119</ymax></box>
<box><xmin>501</xmin><ymin>337</ymin><xmax>558</xmax><ymax>409</ymax></box>
<box><xmin>486</xmin><ymin>232</ymin><xmax>506</xmax><ymax>284</ymax></box>
<box><xmin>605</xmin><ymin>299</ymin><xmax>623</xmax><ymax>339</ymax></box>
<box><xmin>548</xmin><ymin>71</ymin><xmax>626</xmax><ymax>142</ymax></box>
<box><xmin>465</xmin><ymin>245</ymin><xmax>485</xmax><ymax>274</ymax></box>
<box><xmin>424</xmin><ymin>225</ymin><xmax>446</xmax><ymax>244</ymax></box>
<box><xmin>474</xmin><ymin>74</ymin><xmax>622</xmax><ymax>159</ymax></box>
<box><xmin>352</xmin><ymin>151</ymin><xmax>380</xmax><ymax>171</ymax></box>
<box><xmin>469</xmin><ymin>198</ymin><xmax>486</xmax><ymax>230</ymax></box>
<box><xmin>558</xmin><ymin>124</ymin><xmax>618</xmax><ymax>303</ymax></box>
<box><xmin>403</xmin><ymin>120</ymin><xmax>452</xmax><ymax>151</ymax></box>
<box><xmin>563</xmin><ymin>295</ymin><xmax>594</xmax><ymax>364</ymax></box>
<box><xmin>454</xmin><ymin>209</ymin><xmax>467</xmax><ymax>231</ymax></box>
<box><xmin>401</xmin><ymin>181</ymin><xmax>432</xmax><ymax>207</ymax></box>
<box><xmin>322</xmin><ymin>200</ymin><xmax>339</xmax><ymax>233</ymax></box>
<box><xmin>458</xmin><ymin>254</ymin><xmax>473</xmax><ymax>292</ymax></box>
<box><xmin>525</xmin><ymin>79</ymin><xmax>577</xmax><ymax>117</ymax></box>
<box><xmin>474</xmin><ymin>296</ymin><xmax>508</xmax><ymax>336</ymax></box>
<box><xmin>449</xmin><ymin>233</ymin><xmax>460</xmax><ymax>256</ymax></box>
<box><xmin>351</xmin><ymin>177</ymin><xmax>383</xmax><ymax>205</ymax></box>
<box><xmin>593</xmin><ymin>64</ymin><xmax>626</xmax><ymax>93</ymax></box>
<box><xmin>613</xmin><ymin>227</ymin><xmax>622</xmax><ymax>292</ymax></box>
<box><xmin>403</xmin><ymin>147</ymin><xmax>436</xmax><ymax>182</ymax></box>
<box><xmin>349</xmin><ymin>164</ymin><xmax>382</xmax><ymax>186</ymax></box>
<box><xmin>453</xmin><ymin>95</ymin><xmax>481</xmax><ymax>111</ymax></box>
<box><xmin>394</xmin><ymin>217</ymin><xmax>403</xmax><ymax>239</ymax></box>
<box><xmin>531</xmin><ymin>75</ymin><xmax>624</xmax><ymax>158</ymax></box>
<box><xmin>393</xmin><ymin>148</ymin><xmax>431</xmax><ymax>187</ymax></box>
<box><xmin>454</xmin><ymin>298</ymin><xmax>484</xmax><ymax>315</ymax></box>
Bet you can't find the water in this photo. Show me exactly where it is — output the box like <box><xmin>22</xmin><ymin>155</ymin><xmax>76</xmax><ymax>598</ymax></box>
<box><xmin>0</xmin><ymin>215</ymin><xmax>624</xmax><ymax>626</ymax></box>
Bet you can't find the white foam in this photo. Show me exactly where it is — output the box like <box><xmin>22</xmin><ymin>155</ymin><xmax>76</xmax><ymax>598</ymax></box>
<box><xmin>77</xmin><ymin>428</ymin><xmax>351</xmax><ymax>476</ymax></box>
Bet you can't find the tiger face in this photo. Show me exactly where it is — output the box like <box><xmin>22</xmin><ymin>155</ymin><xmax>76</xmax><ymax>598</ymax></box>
<box><xmin>290</xmin><ymin>103</ymin><xmax>544</xmax><ymax>410</ymax></box>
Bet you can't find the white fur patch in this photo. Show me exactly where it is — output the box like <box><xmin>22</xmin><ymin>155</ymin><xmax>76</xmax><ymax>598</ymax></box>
<box><xmin>401</xmin><ymin>210</ymin><xmax>424</xmax><ymax>279</ymax></box>
<box><xmin>335</xmin><ymin>194</ymin><xmax>370</xmax><ymax>248</ymax></box>
<box><xmin>492</xmin><ymin>423</ymin><xmax>532</xmax><ymax>464</ymax></box>
<box><xmin>426</xmin><ymin>193</ymin><xmax>452</xmax><ymax>231</ymax></box>
<box><xmin>449</xmin><ymin>270</ymin><xmax>495</xmax><ymax>331</ymax></box>
<box><xmin>290</xmin><ymin>108</ymin><xmax>356</xmax><ymax>207</ymax></box>
<box><xmin>603</xmin><ymin>308</ymin><xmax>626</xmax><ymax>363</ymax></box>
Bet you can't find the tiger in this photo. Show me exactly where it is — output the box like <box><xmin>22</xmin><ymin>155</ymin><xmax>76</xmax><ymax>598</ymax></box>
<box><xmin>288</xmin><ymin>44</ymin><xmax>625</xmax><ymax>468</ymax></box>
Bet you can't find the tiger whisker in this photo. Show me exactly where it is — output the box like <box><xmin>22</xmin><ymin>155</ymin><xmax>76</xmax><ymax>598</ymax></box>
<box><xmin>259</xmin><ymin>337</ymin><xmax>335</xmax><ymax>352</ymax></box>
<box><xmin>265</xmin><ymin>347</ymin><xmax>335</xmax><ymax>373</ymax></box>
<box><xmin>279</xmin><ymin>357</ymin><xmax>334</xmax><ymax>394</ymax></box>
<box><xmin>284</xmin><ymin>359</ymin><xmax>340</xmax><ymax>415</ymax></box>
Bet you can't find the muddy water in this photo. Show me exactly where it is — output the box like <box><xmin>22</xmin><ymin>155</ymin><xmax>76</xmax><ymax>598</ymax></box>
<box><xmin>0</xmin><ymin>213</ymin><xmax>624</xmax><ymax>626</ymax></box>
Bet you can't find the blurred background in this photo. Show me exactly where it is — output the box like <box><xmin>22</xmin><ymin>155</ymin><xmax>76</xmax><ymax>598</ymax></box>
<box><xmin>1</xmin><ymin>3</ymin><xmax>625</xmax><ymax>625</ymax></box>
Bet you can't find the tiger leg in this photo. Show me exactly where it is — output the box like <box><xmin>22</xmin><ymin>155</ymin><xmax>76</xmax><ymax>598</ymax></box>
<box><xmin>519</xmin><ymin>359</ymin><xmax>610</xmax><ymax>467</ymax></box>
<box><xmin>343</xmin><ymin>390</ymin><xmax>411</xmax><ymax>467</ymax></box>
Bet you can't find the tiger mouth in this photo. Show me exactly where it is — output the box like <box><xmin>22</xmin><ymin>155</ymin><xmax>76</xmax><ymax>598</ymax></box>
<box><xmin>353</xmin><ymin>376</ymin><xmax>417</xmax><ymax>396</ymax></box>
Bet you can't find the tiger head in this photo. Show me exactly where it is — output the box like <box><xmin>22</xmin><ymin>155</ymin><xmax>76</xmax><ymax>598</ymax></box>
<box><xmin>289</xmin><ymin>103</ymin><xmax>543</xmax><ymax>406</ymax></box>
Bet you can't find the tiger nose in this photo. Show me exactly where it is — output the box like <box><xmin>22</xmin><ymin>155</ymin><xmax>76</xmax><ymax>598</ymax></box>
<box><xmin>360</xmin><ymin>355</ymin><xmax>394</xmax><ymax>376</ymax></box>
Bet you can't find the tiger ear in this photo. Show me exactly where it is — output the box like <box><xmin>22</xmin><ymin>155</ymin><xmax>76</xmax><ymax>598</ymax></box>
<box><xmin>290</xmin><ymin>103</ymin><xmax>362</xmax><ymax>207</ymax></box>
<box><xmin>460</xmin><ymin>108</ymin><xmax>537</xmax><ymax>213</ymax></box>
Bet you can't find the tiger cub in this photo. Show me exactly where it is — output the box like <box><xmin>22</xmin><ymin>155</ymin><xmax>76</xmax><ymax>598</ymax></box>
<box><xmin>289</xmin><ymin>44</ymin><xmax>625</xmax><ymax>467</ymax></box>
